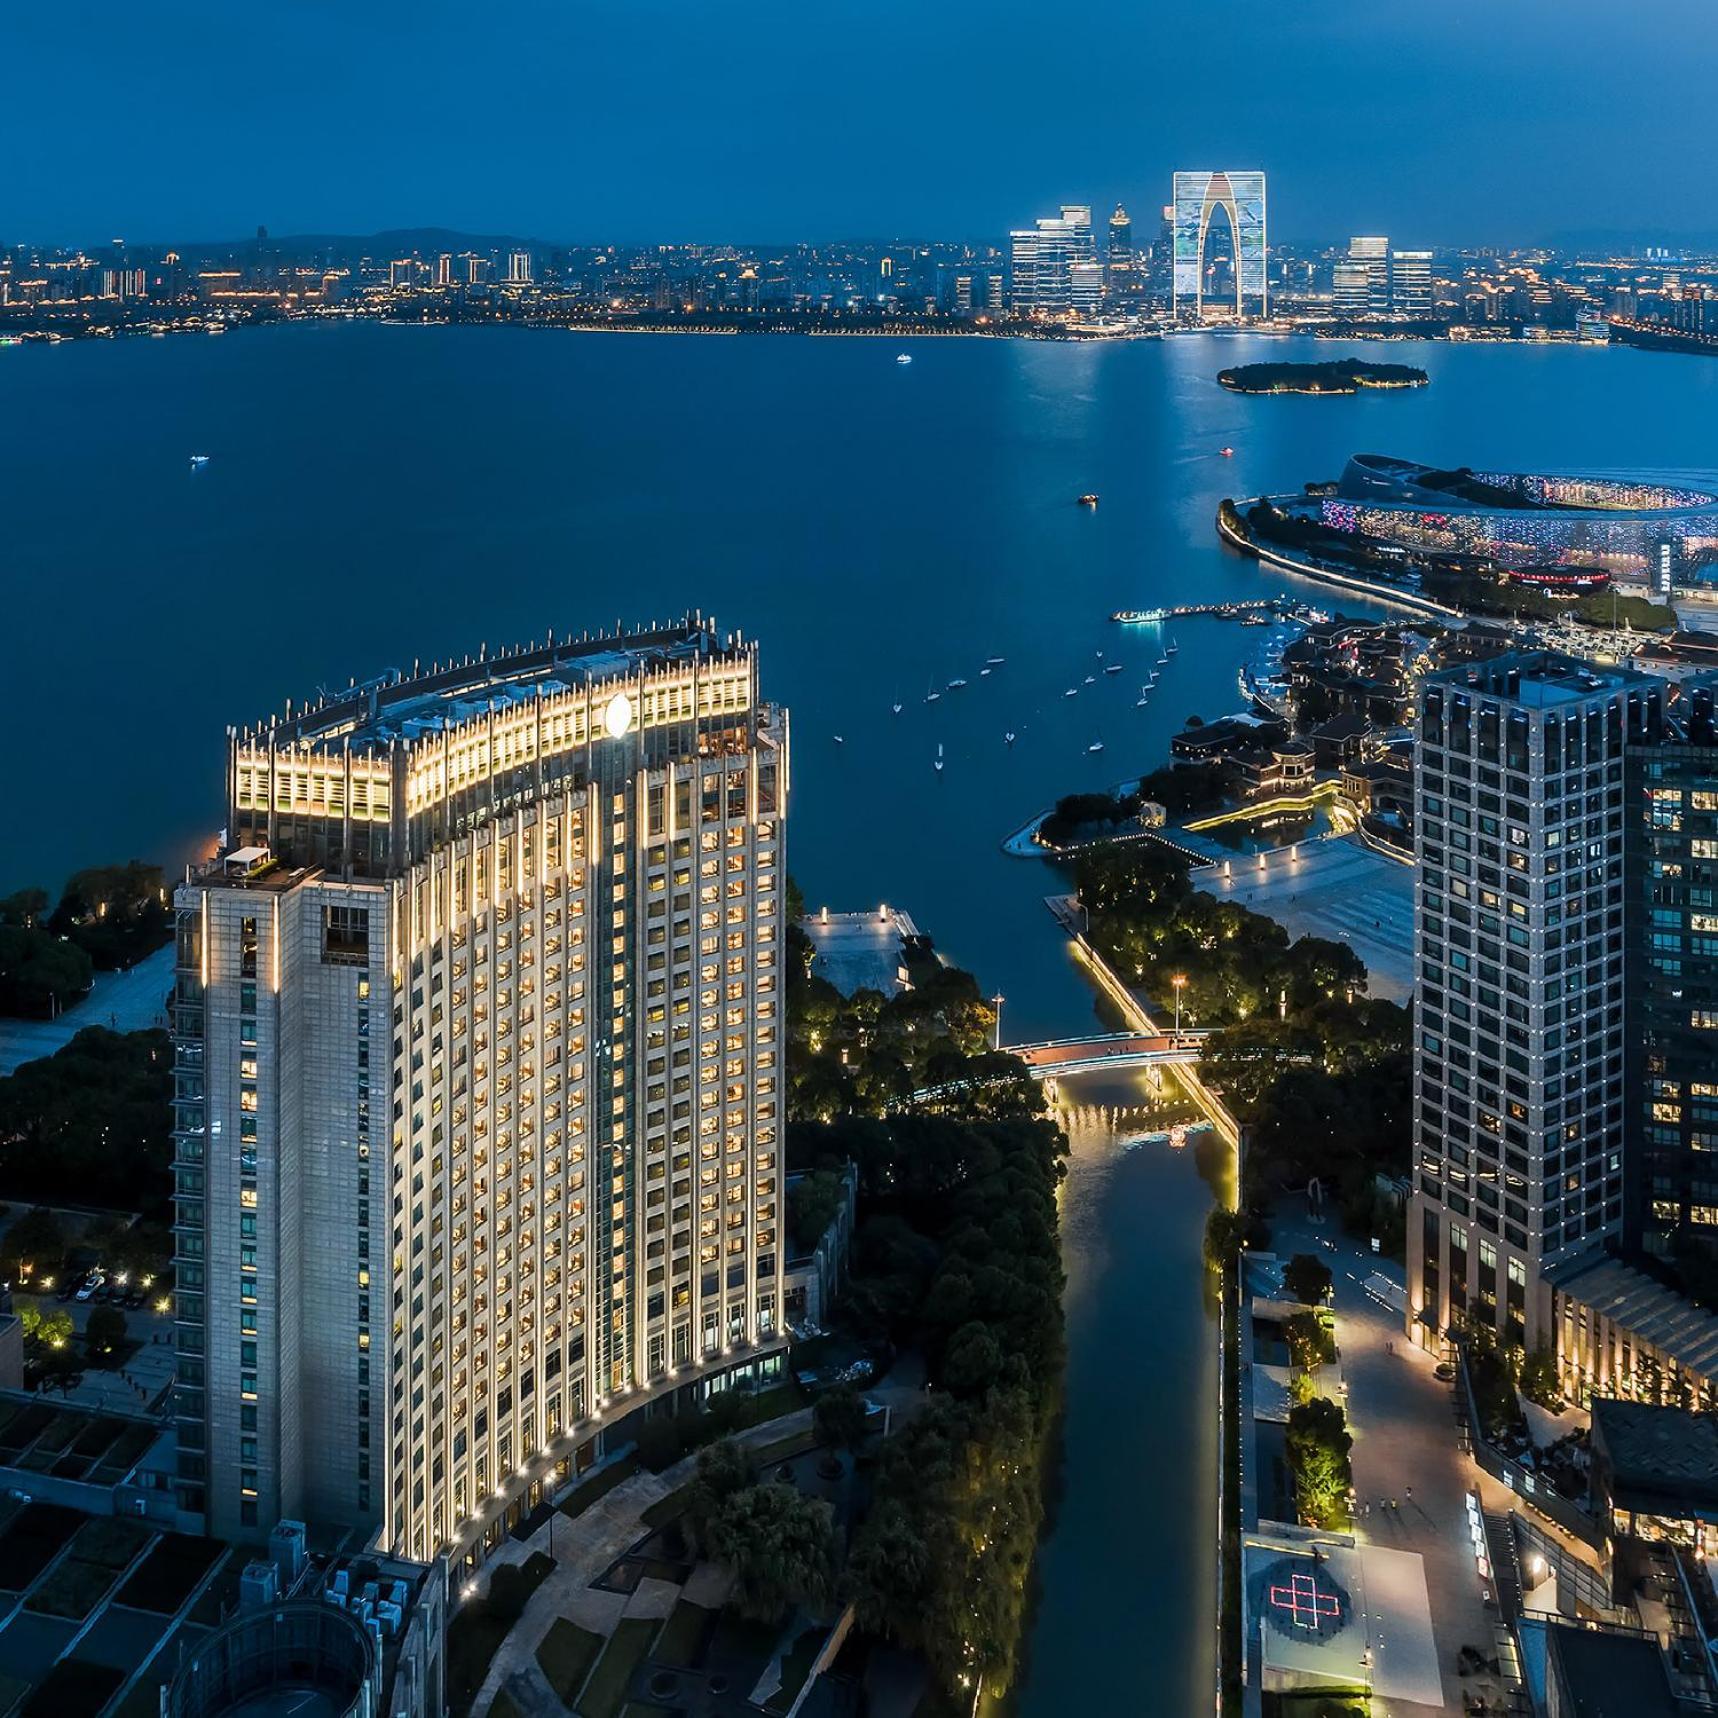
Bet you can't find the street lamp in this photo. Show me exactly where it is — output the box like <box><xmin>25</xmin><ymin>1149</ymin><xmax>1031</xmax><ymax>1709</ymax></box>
<box><xmin>1172</xmin><ymin>974</ymin><xmax>1187</xmax><ymax>1038</ymax></box>
<box><xmin>991</xmin><ymin>994</ymin><xmax>1005</xmax><ymax>1052</ymax></box>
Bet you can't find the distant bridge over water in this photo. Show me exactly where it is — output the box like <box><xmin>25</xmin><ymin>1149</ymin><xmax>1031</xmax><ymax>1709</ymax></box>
<box><xmin>1009</xmin><ymin>1030</ymin><xmax>1209</xmax><ymax>1079</ymax></box>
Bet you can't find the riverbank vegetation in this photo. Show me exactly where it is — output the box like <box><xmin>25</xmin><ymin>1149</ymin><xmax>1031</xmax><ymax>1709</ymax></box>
<box><xmin>0</xmin><ymin>865</ymin><xmax>172</xmax><ymax>1018</ymax></box>
<box><xmin>787</xmin><ymin>893</ymin><xmax>1068</xmax><ymax>1707</ymax></box>
<box><xmin>1218</xmin><ymin>359</ymin><xmax>1428</xmax><ymax>395</ymax></box>
<box><xmin>786</xmin><ymin>918</ymin><xmax>1037</xmax><ymax>1122</ymax></box>
<box><xmin>0</xmin><ymin>1027</ymin><xmax>174</xmax><ymax>1215</ymax></box>
<box><xmin>1074</xmin><ymin>843</ymin><xmax>1411</xmax><ymax>1238</ymax></box>
<box><xmin>1421</xmin><ymin>566</ymin><xmax>1676</xmax><ymax>631</ymax></box>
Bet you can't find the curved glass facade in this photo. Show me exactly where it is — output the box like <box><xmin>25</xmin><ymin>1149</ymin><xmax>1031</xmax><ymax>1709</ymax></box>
<box><xmin>1317</xmin><ymin>454</ymin><xmax>1718</xmax><ymax>584</ymax></box>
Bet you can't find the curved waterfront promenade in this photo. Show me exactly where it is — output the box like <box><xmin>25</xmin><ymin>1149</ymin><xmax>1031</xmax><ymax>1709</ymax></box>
<box><xmin>1217</xmin><ymin>504</ymin><xmax>1462</xmax><ymax>619</ymax></box>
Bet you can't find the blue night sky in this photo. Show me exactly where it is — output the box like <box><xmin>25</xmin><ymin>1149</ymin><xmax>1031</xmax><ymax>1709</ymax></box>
<box><xmin>11</xmin><ymin>0</ymin><xmax>1713</xmax><ymax>248</ymax></box>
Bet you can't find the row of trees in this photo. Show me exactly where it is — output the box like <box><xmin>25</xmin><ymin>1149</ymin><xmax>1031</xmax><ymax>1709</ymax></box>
<box><xmin>0</xmin><ymin>862</ymin><xmax>173</xmax><ymax>1017</ymax></box>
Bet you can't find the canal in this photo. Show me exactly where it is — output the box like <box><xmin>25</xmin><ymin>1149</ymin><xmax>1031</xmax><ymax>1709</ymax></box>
<box><xmin>1013</xmin><ymin>1071</ymin><xmax>1220</xmax><ymax>1715</ymax></box>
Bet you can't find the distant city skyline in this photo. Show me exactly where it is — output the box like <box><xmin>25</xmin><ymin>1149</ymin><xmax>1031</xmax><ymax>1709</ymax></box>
<box><xmin>9</xmin><ymin>0</ymin><xmax>1718</xmax><ymax>248</ymax></box>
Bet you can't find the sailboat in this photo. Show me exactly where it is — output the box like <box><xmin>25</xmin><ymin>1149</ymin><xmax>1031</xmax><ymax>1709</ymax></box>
<box><xmin>1064</xmin><ymin>687</ymin><xmax>1079</xmax><ymax>698</ymax></box>
<box><xmin>891</xmin><ymin>698</ymin><xmax>903</xmax><ymax>715</ymax></box>
<box><xmin>1087</xmin><ymin>734</ymin><xmax>1105</xmax><ymax>754</ymax></box>
<box><xmin>1166</xmin><ymin>637</ymin><xmax>1180</xmax><ymax>656</ymax></box>
<box><xmin>925</xmin><ymin>681</ymin><xmax>941</xmax><ymax>704</ymax></box>
<box><xmin>1004</xmin><ymin>731</ymin><xmax>1017</xmax><ymax>747</ymax></box>
<box><xmin>1136</xmin><ymin>686</ymin><xmax>1151</xmax><ymax>707</ymax></box>
<box><xmin>933</xmin><ymin>743</ymin><xmax>945</xmax><ymax>774</ymax></box>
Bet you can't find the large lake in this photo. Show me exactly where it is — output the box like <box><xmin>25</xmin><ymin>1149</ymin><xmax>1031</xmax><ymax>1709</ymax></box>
<box><xmin>3</xmin><ymin>323</ymin><xmax>1712</xmax><ymax>1710</ymax></box>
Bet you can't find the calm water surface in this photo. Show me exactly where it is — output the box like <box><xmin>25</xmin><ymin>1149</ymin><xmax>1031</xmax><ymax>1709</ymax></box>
<box><xmin>3</xmin><ymin>325</ymin><xmax>1713</xmax><ymax>1708</ymax></box>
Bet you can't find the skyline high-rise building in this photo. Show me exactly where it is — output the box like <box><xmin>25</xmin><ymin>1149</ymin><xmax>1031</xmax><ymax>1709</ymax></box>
<box><xmin>1171</xmin><ymin>170</ymin><xmax>1267</xmax><ymax>321</ymax></box>
<box><xmin>1107</xmin><ymin>205</ymin><xmax>1133</xmax><ymax>274</ymax></box>
<box><xmin>1408</xmin><ymin>654</ymin><xmax>1659</xmax><ymax>1354</ymax></box>
<box><xmin>1338</xmin><ymin>235</ymin><xmax>1390</xmax><ymax>315</ymax></box>
<box><xmin>1391</xmin><ymin>250</ymin><xmax>1434</xmax><ymax>317</ymax></box>
<box><xmin>1009</xmin><ymin>204</ymin><xmax>1096</xmax><ymax>317</ymax></box>
<box><xmin>170</xmin><ymin>622</ymin><xmax>790</xmax><ymax>1560</ymax></box>
<box><xmin>507</xmin><ymin>248</ymin><xmax>533</xmax><ymax>285</ymax></box>
<box><xmin>1625</xmin><ymin>675</ymin><xmax>1718</xmax><ymax>1267</ymax></box>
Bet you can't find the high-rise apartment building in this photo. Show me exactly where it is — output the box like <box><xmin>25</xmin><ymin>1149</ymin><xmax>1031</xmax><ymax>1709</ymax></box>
<box><xmin>1009</xmin><ymin>205</ymin><xmax>1096</xmax><ymax>317</ymax></box>
<box><xmin>1626</xmin><ymin>676</ymin><xmax>1718</xmax><ymax>1266</ymax></box>
<box><xmin>1408</xmin><ymin>654</ymin><xmax>1659</xmax><ymax>1353</ymax></box>
<box><xmin>436</xmin><ymin>253</ymin><xmax>455</xmax><ymax>289</ymax></box>
<box><xmin>507</xmin><ymin>249</ymin><xmax>533</xmax><ymax>285</ymax></box>
<box><xmin>1391</xmin><ymin>250</ymin><xmax>1434</xmax><ymax>318</ymax></box>
<box><xmin>170</xmin><ymin>623</ymin><xmax>790</xmax><ymax>1561</ymax></box>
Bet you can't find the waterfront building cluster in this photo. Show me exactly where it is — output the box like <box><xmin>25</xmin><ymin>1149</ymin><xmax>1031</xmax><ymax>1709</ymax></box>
<box><xmin>10</xmin><ymin>203</ymin><xmax>1718</xmax><ymax>347</ymax></box>
<box><xmin>169</xmin><ymin>620</ymin><xmax>789</xmax><ymax>1563</ymax></box>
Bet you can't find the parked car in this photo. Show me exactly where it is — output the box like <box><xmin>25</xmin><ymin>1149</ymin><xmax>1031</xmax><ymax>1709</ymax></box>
<box><xmin>75</xmin><ymin>1274</ymin><xmax>103</xmax><ymax>1303</ymax></box>
<box><xmin>1434</xmin><ymin>1362</ymin><xmax>1456</xmax><ymax>1382</ymax></box>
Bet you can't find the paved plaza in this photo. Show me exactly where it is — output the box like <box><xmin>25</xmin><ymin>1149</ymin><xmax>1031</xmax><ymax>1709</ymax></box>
<box><xmin>0</xmin><ymin>944</ymin><xmax>175</xmax><ymax>1076</ymax></box>
<box><xmin>800</xmin><ymin>907</ymin><xmax>921</xmax><ymax>997</ymax></box>
<box><xmin>1193</xmin><ymin>834</ymin><xmax>1415</xmax><ymax>1002</ymax></box>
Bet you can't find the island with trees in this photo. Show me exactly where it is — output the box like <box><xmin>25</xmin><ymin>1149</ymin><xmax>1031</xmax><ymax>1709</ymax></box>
<box><xmin>1217</xmin><ymin>359</ymin><xmax>1429</xmax><ymax>395</ymax></box>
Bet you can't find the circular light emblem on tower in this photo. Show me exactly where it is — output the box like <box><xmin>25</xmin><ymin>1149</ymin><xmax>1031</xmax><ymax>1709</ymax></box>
<box><xmin>603</xmin><ymin>691</ymin><xmax>634</xmax><ymax>739</ymax></box>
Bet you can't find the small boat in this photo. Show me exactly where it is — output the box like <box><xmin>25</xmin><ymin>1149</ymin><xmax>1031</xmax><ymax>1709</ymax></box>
<box><xmin>1166</xmin><ymin>638</ymin><xmax>1180</xmax><ymax>656</ymax></box>
<box><xmin>896</xmin><ymin>353</ymin><xmax>913</xmax><ymax>366</ymax></box>
<box><xmin>1077</xmin><ymin>493</ymin><xmax>1099</xmax><ymax>507</ymax></box>
<box><xmin>925</xmin><ymin>681</ymin><xmax>941</xmax><ymax>703</ymax></box>
<box><xmin>891</xmin><ymin>700</ymin><xmax>903</xmax><ymax>715</ymax></box>
<box><xmin>1083</xmin><ymin>674</ymin><xmax>1096</xmax><ymax>685</ymax></box>
<box><xmin>980</xmin><ymin>667</ymin><xmax>991</xmax><ymax>677</ymax></box>
<box><xmin>189</xmin><ymin>454</ymin><xmax>211</xmax><ymax>469</ymax></box>
<box><xmin>986</xmin><ymin>656</ymin><xmax>1006</xmax><ymax>666</ymax></box>
<box><xmin>1104</xmin><ymin>663</ymin><xmax>1123</xmax><ymax>675</ymax></box>
<box><xmin>1004</xmin><ymin>731</ymin><xmax>1017</xmax><ymax>747</ymax></box>
<box><xmin>1219</xmin><ymin>446</ymin><xmax>1234</xmax><ymax>457</ymax></box>
<box><xmin>832</xmin><ymin>734</ymin><xmax>845</xmax><ymax>745</ymax></box>
<box><xmin>933</xmin><ymin>743</ymin><xmax>944</xmax><ymax>773</ymax></box>
<box><xmin>947</xmin><ymin>677</ymin><xmax>968</xmax><ymax>691</ymax></box>
<box><xmin>1136</xmin><ymin>691</ymin><xmax>1150</xmax><ymax>707</ymax></box>
<box><xmin>1157</xmin><ymin>655</ymin><xmax>1169</xmax><ymax>667</ymax></box>
<box><xmin>1087</xmin><ymin>736</ymin><xmax>1105</xmax><ymax>754</ymax></box>
<box><xmin>1064</xmin><ymin>687</ymin><xmax>1078</xmax><ymax>698</ymax></box>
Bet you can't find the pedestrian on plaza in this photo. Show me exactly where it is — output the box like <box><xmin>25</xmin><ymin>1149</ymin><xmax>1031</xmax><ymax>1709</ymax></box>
<box><xmin>1405</xmin><ymin>1486</ymin><xmax>1413</xmax><ymax>1502</ymax></box>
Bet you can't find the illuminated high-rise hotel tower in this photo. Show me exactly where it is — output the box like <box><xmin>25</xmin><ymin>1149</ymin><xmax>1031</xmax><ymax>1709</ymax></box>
<box><xmin>169</xmin><ymin>622</ymin><xmax>789</xmax><ymax>1563</ymax></box>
